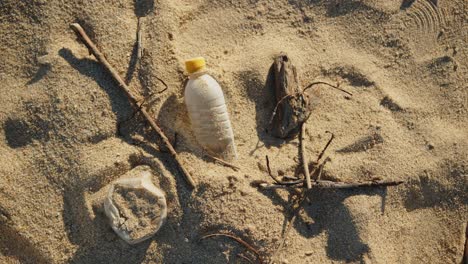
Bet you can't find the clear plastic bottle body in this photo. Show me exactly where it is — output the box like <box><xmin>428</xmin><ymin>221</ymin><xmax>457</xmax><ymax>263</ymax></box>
<box><xmin>184</xmin><ymin>71</ymin><xmax>237</xmax><ymax>161</ymax></box>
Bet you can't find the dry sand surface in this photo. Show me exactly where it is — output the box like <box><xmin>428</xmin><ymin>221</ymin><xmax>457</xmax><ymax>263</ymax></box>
<box><xmin>0</xmin><ymin>0</ymin><xmax>467</xmax><ymax>263</ymax></box>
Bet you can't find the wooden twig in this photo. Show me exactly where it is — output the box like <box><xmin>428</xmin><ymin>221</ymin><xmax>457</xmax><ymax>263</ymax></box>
<box><xmin>300</xmin><ymin>124</ymin><xmax>311</xmax><ymax>189</ymax></box>
<box><xmin>201</xmin><ymin>233</ymin><xmax>263</xmax><ymax>263</ymax></box>
<box><xmin>265</xmin><ymin>156</ymin><xmax>303</xmax><ymax>186</ymax></box>
<box><xmin>70</xmin><ymin>23</ymin><xmax>196</xmax><ymax>189</ymax></box>
<box><xmin>265</xmin><ymin>155</ymin><xmax>281</xmax><ymax>184</ymax></box>
<box><xmin>316</xmin><ymin>131</ymin><xmax>334</xmax><ymax>163</ymax></box>
<box><xmin>206</xmin><ymin>153</ymin><xmax>240</xmax><ymax>171</ymax></box>
<box><xmin>315</xmin><ymin>160</ymin><xmax>325</xmax><ymax>181</ymax></box>
<box><xmin>136</xmin><ymin>17</ymin><xmax>143</xmax><ymax>64</ymax></box>
<box><xmin>259</xmin><ymin>179</ymin><xmax>404</xmax><ymax>190</ymax></box>
<box><xmin>268</xmin><ymin>94</ymin><xmax>293</xmax><ymax>127</ymax></box>
<box><xmin>155</xmin><ymin>76</ymin><xmax>169</xmax><ymax>93</ymax></box>
<box><xmin>302</xmin><ymin>81</ymin><xmax>352</xmax><ymax>96</ymax></box>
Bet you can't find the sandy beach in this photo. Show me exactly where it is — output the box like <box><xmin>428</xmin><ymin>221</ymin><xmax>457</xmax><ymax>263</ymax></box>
<box><xmin>0</xmin><ymin>0</ymin><xmax>467</xmax><ymax>263</ymax></box>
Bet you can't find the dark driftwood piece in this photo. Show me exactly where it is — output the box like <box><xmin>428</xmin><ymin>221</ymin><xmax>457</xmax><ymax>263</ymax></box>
<box><xmin>266</xmin><ymin>53</ymin><xmax>352</xmax><ymax>139</ymax></box>
<box><xmin>70</xmin><ymin>23</ymin><xmax>196</xmax><ymax>189</ymax></box>
<box><xmin>266</xmin><ymin>53</ymin><xmax>312</xmax><ymax>139</ymax></box>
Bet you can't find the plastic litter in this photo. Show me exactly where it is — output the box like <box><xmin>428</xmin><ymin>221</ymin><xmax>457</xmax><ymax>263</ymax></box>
<box><xmin>184</xmin><ymin>57</ymin><xmax>237</xmax><ymax>161</ymax></box>
<box><xmin>104</xmin><ymin>168</ymin><xmax>167</xmax><ymax>244</ymax></box>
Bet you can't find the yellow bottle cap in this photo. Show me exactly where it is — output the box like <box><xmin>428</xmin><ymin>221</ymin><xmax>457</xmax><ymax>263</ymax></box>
<box><xmin>185</xmin><ymin>57</ymin><xmax>206</xmax><ymax>74</ymax></box>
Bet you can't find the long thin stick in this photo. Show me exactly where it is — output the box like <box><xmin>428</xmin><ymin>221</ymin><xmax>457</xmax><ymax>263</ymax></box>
<box><xmin>300</xmin><ymin>124</ymin><xmax>311</xmax><ymax>189</ymax></box>
<box><xmin>302</xmin><ymin>81</ymin><xmax>352</xmax><ymax>96</ymax></box>
<box><xmin>317</xmin><ymin>131</ymin><xmax>334</xmax><ymax>163</ymax></box>
<box><xmin>136</xmin><ymin>17</ymin><xmax>143</xmax><ymax>65</ymax></box>
<box><xmin>70</xmin><ymin>23</ymin><xmax>196</xmax><ymax>189</ymax></box>
<box><xmin>259</xmin><ymin>179</ymin><xmax>404</xmax><ymax>189</ymax></box>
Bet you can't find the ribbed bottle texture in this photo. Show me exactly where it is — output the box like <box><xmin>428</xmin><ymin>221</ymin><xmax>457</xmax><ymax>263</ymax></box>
<box><xmin>185</xmin><ymin>73</ymin><xmax>237</xmax><ymax>161</ymax></box>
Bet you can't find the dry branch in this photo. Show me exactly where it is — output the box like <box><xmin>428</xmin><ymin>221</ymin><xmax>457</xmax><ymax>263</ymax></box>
<box><xmin>265</xmin><ymin>155</ymin><xmax>302</xmax><ymax>185</ymax></box>
<box><xmin>70</xmin><ymin>23</ymin><xmax>196</xmax><ymax>189</ymax></box>
<box><xmin>300</xmin><ymin>124</ymin><xmax>311</xmax><ymax>189</ymax></box>
<box><xmin>136</xmin><ymin>17</ymin><xmax>143</xmax><ymax>64</ymax></box>
<box><xmin>259</xmin><ymin>179</ymin><xmax>404</xmax><ymax>189</ymax></box>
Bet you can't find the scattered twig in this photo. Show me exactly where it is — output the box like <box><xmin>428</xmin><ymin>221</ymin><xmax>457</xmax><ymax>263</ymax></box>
<box><xmin>267</xmin><ymin>131</ymin><xmax>337</xmax><ymax>263</ymax></box>
<box><xmin>116</xmin><ymin>98</ymin><xmax>147</xmax><ymax>134</ymax></box>
<box><xmin>259</xmin><ymin>179</ymin><xmax>404</xmax><ymax>190</ymax></box>
<box><xmin>265</xmin><ymin>155</ymin><xmax>303</xmax><ymax>186</ymax></box>
<box><xmin>136</xmin><ymin>17</ymin><xmax>143</xmax><ymax>65</ymax></box>
<box><xmin>302</xmin><ymin>81</ymin><xmax>352</xmax><ymax>96</ymax></box>
<box><xmin>315</xmin><ymin>159</ymin><xmax>326</xmax><ymax>181</ymax></box>
<box><xmin>201</xmin><ymin>233</ymin><xmax>263</xmax><ymax>264</ymax></box>
<box><xmin>206</xmin><ymin>153</ymin><xmax>240</xmax><ymax>171</ymax></box>
<box><xmin>265</xmin><ymin>155</ymin><xmax>281</xmax><ymax>184</ymax></box>
<box><xmin>70</xmin><ymin>23</ymin><xmax>196</xmax><ymax>189</ymax></box>
<box><xmin>155</xmin><ymin>76</ymin><xmax>169</xmax><ymax>93</ymax></box>
<box><xmin>316</xmin><ymin>131</ymin><xmax>334</xmax><ymax>163</ymax></box>
<box><xmin>300</xmin><ymin>124</ymin><xmax>311</xmax><ymax>189</ymax></box>
<box><xmin>268</xmin><ymin>94</ymin><xmax>293</xmax><ymax>127</ymax></box>
<box><xmin>268</xmin><ymin>81</ymin><xmax>351</xmax><ymax>130</ymax></box>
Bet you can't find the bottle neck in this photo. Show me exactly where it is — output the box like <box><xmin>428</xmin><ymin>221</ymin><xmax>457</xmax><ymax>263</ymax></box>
<box><xmin>188</xmin><ymin>69</ymin><xmax>208</xmax><ymax>79</ymax></box>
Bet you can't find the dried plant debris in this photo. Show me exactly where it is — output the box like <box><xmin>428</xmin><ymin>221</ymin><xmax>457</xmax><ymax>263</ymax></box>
<box><xmin>266</xmin><ymin>53</ymin><xmax>312</xmax><ymax>139</ymax></box>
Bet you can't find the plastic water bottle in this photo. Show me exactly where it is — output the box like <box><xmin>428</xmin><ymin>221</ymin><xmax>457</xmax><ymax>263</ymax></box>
<box><xmin>184</xmin><ymin>57</ymin><xmax>237</xmax><ymax>161</ymax></box>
